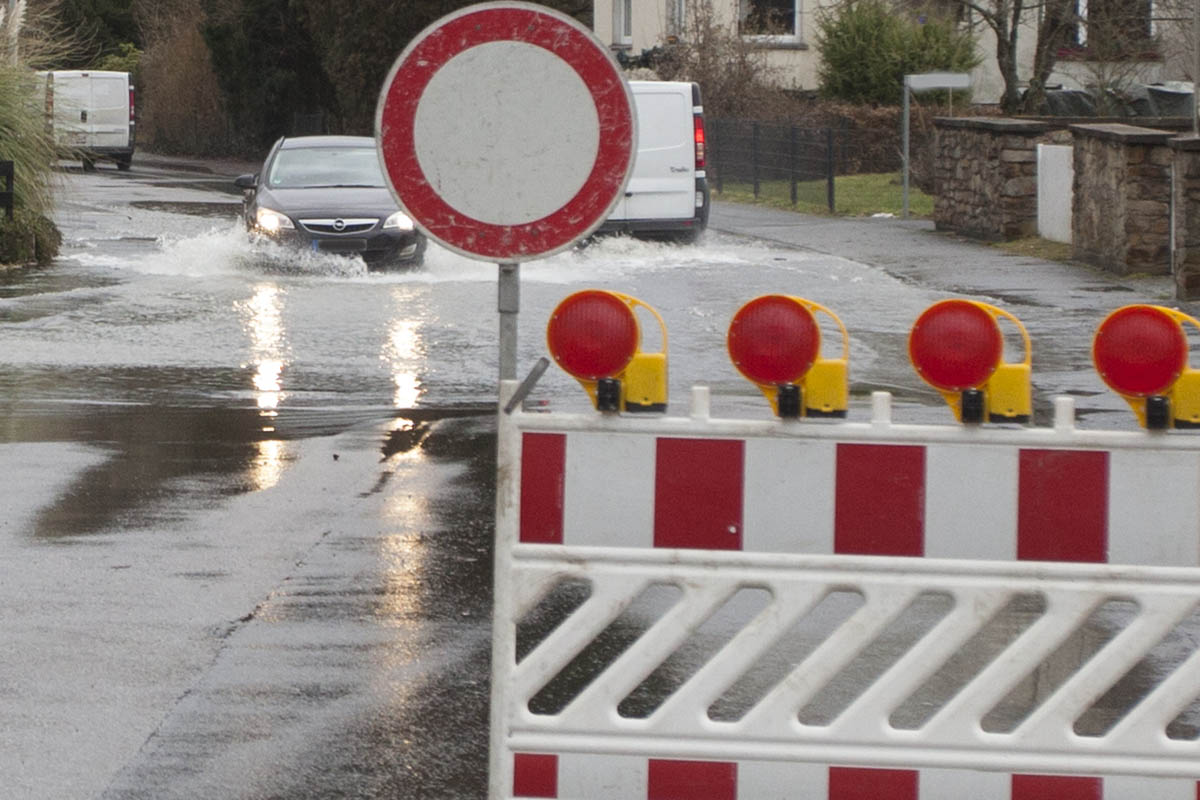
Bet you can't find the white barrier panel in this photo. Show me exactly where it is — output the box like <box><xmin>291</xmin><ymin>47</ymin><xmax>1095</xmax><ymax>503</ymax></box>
<box><xmin>490</xmin><ymin>387</ymin><xmax>1200</xmax><ymax>799</ymax></box>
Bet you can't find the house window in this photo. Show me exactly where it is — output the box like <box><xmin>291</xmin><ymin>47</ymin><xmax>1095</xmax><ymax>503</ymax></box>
<box><xmin>1073</xmin><ymin>0</ymin><xmax>1155</xmax><ymax>57</ymax></box>
<box><xmin>614</xmin><ymin>0</ymin><xmax>632</xmax><ymax>46</ymax></box>
<box><xmin>740</xmin><ymin>0</ymin><xmax>800</xmax><ymax>40</ymax></box>
<box><xmin>667</xmin><ymin>0</ymin><xmax>686</xmax><ymax>38</ymax></box>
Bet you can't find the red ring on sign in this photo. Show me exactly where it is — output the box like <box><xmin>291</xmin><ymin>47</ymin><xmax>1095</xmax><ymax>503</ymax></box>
<box><xmin>547</xmin><ymin>291</ymin><xmax>639</xmax><ymax>380</ymax></box>
<box><xmin>908</xmin><ymin>300</ymin><xmax>1003</xmax><ymax>391</ymax></box>
<box><xmin>377</xmin><ymin>5</ymin><xmax>634</xmax><ymax>261</ymax></box>
<box><xmin>1093</xmin><ymin>305</ymin><xmax>1188</xmax><ymax>397</ymax></box>
<box><xmin>727</xmin><ymin>295</ymin><xmax>820</xmax><ymax>385</ymax></box>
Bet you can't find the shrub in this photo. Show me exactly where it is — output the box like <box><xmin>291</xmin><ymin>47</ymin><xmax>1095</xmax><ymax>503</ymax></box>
<box><xmin>0</xmin><ymin>208</ymin><xmax>61</xmax><ymax>265</ymax></box>
<box><xmin>816</xmin><ymin>0</ymin><xmax>979</xmax><ymax>106</ymax></box>
<box><xmin>93</xmin><ymin>41</ymin><xmax>141</xmax><ymax>75</ymax></box>
<box><xmin>137</xmin><ymin>11</ymin><xmax>230</xmax><ymax>155</ymax></box>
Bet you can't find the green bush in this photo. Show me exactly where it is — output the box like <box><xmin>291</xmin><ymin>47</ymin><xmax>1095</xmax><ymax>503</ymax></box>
<box><xmin>0</xmin><ymin>209</ymin><xmax>62</xmax><ymax>266</ymax></box>
<box><xmin>93</xmin><ymin>41</ymin><xmax>142</xmax><ymax>76</ymax></box>
<box><xmin>816</xmin><ymin>0</ymin><xmax>979</xmax><ymax>106</ymax></box>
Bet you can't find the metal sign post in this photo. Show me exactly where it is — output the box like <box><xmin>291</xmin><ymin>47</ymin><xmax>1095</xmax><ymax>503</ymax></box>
<box><xmin>903</xmin><ymin>72</ymin><xmax>971</xmax><ymax>219</ymax></box>
<box><xmin>374</xmin><ymin>1</ymin><xmax>636</xmax><ymax>385</ymax></box>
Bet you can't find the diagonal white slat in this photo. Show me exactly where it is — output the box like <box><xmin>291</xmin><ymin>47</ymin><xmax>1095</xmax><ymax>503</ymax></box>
<box><xmin>646</xmin><ymin>582</ymin><xmax>834</xmax><ymax>731</ymax></box>
<box><xmin>513</xmin><ymin>573</ymin><xmax>654</xmax><ymax>701</ymax></box>
<box><xmin>1104</xmin><ymin>635</ymin><xmax>1200</xmax><ymax>750</ymax></box>
<box><xmin>552</xmin><ymin>580</ymin><xmax>740</xmax><ymax>730</ymax></box>
<box><xmin>830</xmin><ymin>588</ymin><xmax>1012</xmax><ymax>736</ymax></box>
<box><xmin>1013</xmin><ymin>594</ymin><xmax>1200</xmax><ymax>744</ymax></box>
<box><xmin>916</xmin><ymin>591</ymin><xmax>1103</xmax><ymax>743</ymax></box>
<box><xmin>737</xmin><ymin>584</ymin><xmax>925</xmax><ymax>735</ymax></box>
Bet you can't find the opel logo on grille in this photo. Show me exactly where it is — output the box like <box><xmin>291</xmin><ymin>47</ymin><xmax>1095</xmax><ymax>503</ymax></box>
<box><xmin>332</xmin><ymin>219</ymin><xmax>346</xmax><ymax>232</ymax></box>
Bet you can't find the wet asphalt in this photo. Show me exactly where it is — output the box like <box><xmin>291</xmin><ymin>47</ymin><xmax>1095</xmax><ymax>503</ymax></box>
<box><xmin>1</xmin><ymin>153</ymin><xmax>1193</xmax><ymax>799</ymax></box>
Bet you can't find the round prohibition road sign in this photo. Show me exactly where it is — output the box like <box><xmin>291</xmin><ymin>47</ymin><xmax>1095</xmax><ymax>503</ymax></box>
<box><xmin>375</xmin><ymin>2</ymin><xmax>636</xmax><ymax>262</ymax></box>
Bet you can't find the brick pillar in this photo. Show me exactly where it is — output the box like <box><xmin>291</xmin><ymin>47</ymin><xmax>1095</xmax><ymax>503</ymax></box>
<box><xmin>1171</xmin><ymin>135</ymin><xmax>1200</xmax><ymax>300</ymax></box>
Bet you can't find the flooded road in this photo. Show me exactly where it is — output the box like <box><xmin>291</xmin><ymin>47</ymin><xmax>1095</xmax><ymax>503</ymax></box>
<box><xmin>6</xmin><ymin>158</ymin><xmax>951</xmax><ymax>799</ymax></box>
<box><xmin>0</xmin><ymin>157</ymin><xmax>1186</xmax><ymax>798</ymax></box>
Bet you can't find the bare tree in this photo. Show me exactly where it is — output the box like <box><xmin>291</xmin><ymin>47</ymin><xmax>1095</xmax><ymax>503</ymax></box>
<box><xmin>945</xmin><ymin>0</ymin><xmax>1076</xmax><ymax>112</ymax></box>
<box><xmin>651</xmin><ymin>0</ymin><xmax>783</xmax><ymax>119</ymax></box>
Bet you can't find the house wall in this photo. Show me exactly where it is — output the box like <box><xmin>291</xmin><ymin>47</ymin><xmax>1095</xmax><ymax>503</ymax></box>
<box><xmin>592</xmin><ymin>0</ymin><xmax>839</xmax><ymax>92</ymax></box>
<box><xmin>594</xmin><ymin>1</ymin><xmax>1189</xmax><ymax>106</ymax></box>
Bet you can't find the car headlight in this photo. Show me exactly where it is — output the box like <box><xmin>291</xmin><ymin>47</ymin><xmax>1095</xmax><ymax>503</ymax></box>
<box><xmin>255</xmin><ymin>207</ymin><xmax>294</xmax><ymax>234</ymax></box>
<box><xmin>383</xmin><ymin>211</ymin><xmax>415</xmax><ymax>232</ymax></box>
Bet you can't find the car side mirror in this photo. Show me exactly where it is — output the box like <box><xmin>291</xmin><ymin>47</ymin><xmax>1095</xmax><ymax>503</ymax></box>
<box><xmin>234</xmin><ymin>173</ymin><xmax>257</xmax><ymax>190</ymax></box>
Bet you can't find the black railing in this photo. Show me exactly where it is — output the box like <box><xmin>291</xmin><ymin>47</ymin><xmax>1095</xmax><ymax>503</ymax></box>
<box><xmin>0</xmin><ymin>161</ymin><xmax>12</xmax><ymax>220</ymax></box>
<box><xmin>710</xmin><ymin>120</ymin><xmax>841</xmax><ymax>212</ymax></box>
<box><xmin>708</xmin><ymin>119</ymin><xmax>904</xmax><ymax>213</ymax></box>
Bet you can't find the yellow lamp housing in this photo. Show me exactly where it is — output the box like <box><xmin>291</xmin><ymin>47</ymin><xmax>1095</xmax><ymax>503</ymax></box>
<box><xmin>546</xmin><ymin>290</ymin><xmax>668</xmax><ymax>413</ymax></box>
<box><xmin>1092</xmin><ymin>305</ymin><xmax>1200</xmax><ymax>429</ymax></box>
<box><xmin>908</xmin><ymin>299</ymin><xmax>1032</xmax><ymax>424</ymax></box>
<box><xmin>727</xmin><ymin>295</ymin><xmax>849</xmax><ymax>419</ymax></box>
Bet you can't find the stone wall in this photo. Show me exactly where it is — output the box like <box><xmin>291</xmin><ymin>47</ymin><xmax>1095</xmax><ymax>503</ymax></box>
<box><xmin>1171</xmin><ymin>135</ymin><xmax>1200</xmax><ymax>298</ymax></box>
<box><xmin>1071</xmin><ymin>124</ymin><xmax>1173</xmax><ymax>276</ymax></box>
<box><xmin>933</xmin><ymin>118</ymin><xmax>1056</xmax><ymax>241</ymax></box>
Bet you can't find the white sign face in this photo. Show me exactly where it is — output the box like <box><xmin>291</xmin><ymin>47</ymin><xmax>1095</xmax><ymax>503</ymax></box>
<box><xmin>376</xmin><ymin>2</ymin><xmax>636</xmax><ymax>262</ymax></box>
<box><xmin>906</xmin><ymin>72</ymin><xmax>972</xmax><ymax>92</ymax></box>
<box><xmin>413</xmin><ymin>41</ymin><xmax>599</xmax><ymax>227</ymax></box>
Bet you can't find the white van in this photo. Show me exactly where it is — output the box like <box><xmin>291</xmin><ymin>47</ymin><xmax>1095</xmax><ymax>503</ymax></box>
<box><xmin>597</xmin><ymin>80</ymin><xmax>709</xmax><ymax>243</ymax></box>
<box><xmin>38</xmin><ymin>70</ymin><xmax>136</xmax><ymax>171</ymax></box>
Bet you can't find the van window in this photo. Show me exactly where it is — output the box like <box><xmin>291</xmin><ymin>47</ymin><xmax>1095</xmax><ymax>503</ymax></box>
<box><xmin>633</xmin><ymin>92</ymin><xmax>689</xmax><ymax>151</ymax></box>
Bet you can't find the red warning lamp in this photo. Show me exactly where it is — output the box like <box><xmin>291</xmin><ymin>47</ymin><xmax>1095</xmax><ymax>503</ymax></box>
<box><xmin>547</xmin><ymin>290</ymin><xmax>639</xmax><ymax>380</ymax></box>
<box><xmin>1092</xmin><ymin>304</ymin><xmax>1200</xmax><ymax>429</ymax></box>
<box><xmin>728</xmin><ymin>295</ymin><xmax>848</xmax><ymax>418</ymax></box>
<box><xmin>909</xmin><ymin>299</ymin><xmax>1031</xmax><ymax>423</ymax></box>
<box><xmin>547</xmin><ymin>290</ymin><xmax>667</xmax><ymax>413</ymax></box>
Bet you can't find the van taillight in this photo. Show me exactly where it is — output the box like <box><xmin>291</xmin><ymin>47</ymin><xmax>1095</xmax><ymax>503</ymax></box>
<box><xmin>129</xmin><ymin>87</ymin><xmax>135</xmax><ymax>122</ymax></box>
<box><xmin>693</xmin><ymin>113</ymin><xmax>706</xmax><ymax>169</ymax></box>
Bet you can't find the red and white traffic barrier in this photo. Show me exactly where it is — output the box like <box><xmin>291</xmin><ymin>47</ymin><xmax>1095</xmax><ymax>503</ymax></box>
<box><xmin>512</xmin><ymin>754</ymin><xmax>1197</xmax><ymax>799</ymax></box>
<box><xmin>519</xmin><ymin>394</ymin><xmax>1200</xmax><ymax>567</ymax></box>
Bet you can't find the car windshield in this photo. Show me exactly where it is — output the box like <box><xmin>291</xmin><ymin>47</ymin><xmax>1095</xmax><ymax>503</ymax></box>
<box><xmin>267</xmin><ymin>146</ymin><xmax>386</xmax><ymax>189</ymax></box>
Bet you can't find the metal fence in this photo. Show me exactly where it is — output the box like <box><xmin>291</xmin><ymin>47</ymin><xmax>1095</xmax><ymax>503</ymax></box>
<box><xmin>708</xmin><ymin>119</ymin><xmax>904</xmax><ymax>212</ymax></box>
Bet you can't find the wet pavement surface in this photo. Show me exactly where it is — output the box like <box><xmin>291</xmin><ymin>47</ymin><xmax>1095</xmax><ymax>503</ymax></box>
<box><xmin>2</xmin><ymin>154</ymin><xmax>1195</xmax><ymax>798</ymax></box>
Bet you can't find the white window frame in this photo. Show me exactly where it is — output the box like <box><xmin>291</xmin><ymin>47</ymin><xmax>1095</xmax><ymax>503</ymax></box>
<box><xmin>614</xmin><ymin>0</ymin><xmax>632</xmax><ymax>46</ymax></box>
<box><xmin>667</xmin><ymin>0</ymin><xmax>686</xmax><ymax>38</ymax></box>
<box><xmin>739</xmin><ymin>0</ymin><xmax>802</xmax><ymax>45</ymax></box>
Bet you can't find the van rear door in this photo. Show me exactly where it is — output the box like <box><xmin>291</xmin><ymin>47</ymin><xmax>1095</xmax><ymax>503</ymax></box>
<box><xmin>88</xmin><ymin>73</ymin><xmax>130</xmax><ymax>150</ymax></box>
<box><xmin>624</xmin><ymin>82</ymin><xmax>695</xmax><ymax>221</ymax></box>
<box><xmin>49</xmin><ymin>71</ymin><xmax>90</xmax><ymax>149</ymax></box>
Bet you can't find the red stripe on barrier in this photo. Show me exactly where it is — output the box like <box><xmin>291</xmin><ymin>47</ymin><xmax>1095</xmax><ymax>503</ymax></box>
<box><xmin>1018</xmin><ymin>450</ymin><xmax>1108</xmax><ymax>563</ymax></box>
<box><xmin>1011</xmin><ymin>774</ymin><xmax>1101</xmax><ymax>800</ymax></box>
<box><xmin>513</xmin><ymin>753</ymin><xmax>558</xmax><ymax>798</ymax></box>
<box><xmin>520</xmin><ymin>433</ymin><xmax>565</xmax><ymax>544</ymax></box>
<box><xmin>648</xmin><ymin>759</ymin><xmax>736</xmax><ymax>800</ymax></box>
<box><xmin>654</xmin><ymin>438</ymin><xmax>744</xmax><ymax>550</ymax></box>
<box><xmin>834</xmin><ymin>444</ymin><xmax>925</xmax><ymax>556</ymax></box>
<box><xmin>829</xmin><ymin>766</ymin><xmax>918</xmax><ymax>800</ymax></box>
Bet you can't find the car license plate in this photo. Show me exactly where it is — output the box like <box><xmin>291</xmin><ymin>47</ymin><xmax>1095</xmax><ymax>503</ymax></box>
<box><xmin>315</xmin><ymin>239</ymin><xmax>368</xmax><ymax>254</ymax></box>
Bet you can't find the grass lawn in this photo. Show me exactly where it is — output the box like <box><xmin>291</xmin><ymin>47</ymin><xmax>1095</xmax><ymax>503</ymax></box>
<box><xmin>714</xmin><ymin>172</ymin><xmax>934</xmax><ymax>218</ymax></box>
